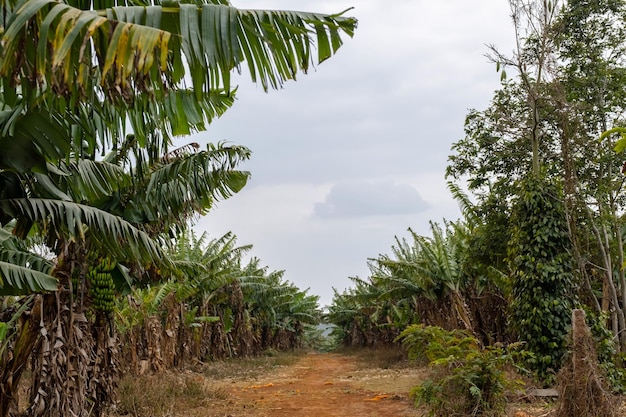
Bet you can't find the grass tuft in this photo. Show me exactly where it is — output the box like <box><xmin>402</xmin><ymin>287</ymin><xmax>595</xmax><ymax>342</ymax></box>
<box><xmin>114</xmin><ymin>371</ymin><xmax>226</xmax><ymax>417</ymax></box>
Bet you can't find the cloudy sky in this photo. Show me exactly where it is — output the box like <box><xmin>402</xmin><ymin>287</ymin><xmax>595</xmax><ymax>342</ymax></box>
<box><xmin>191</xmin><ymin>1</ymin><xmax>516</xmax><ymax>307</ymax></box>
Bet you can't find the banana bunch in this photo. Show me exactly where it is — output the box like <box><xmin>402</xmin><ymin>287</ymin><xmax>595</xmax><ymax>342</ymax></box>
<box><xmin>88</xmin><ymin>257</ymin><xmax>116</xmax><ymax>313</ymax></box>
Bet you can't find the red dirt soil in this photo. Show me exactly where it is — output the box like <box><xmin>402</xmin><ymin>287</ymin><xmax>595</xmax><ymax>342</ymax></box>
<box><xmin>216</xmin><ymin>352</ymin><xmax>422</xmax><ymax>417</ymax></box>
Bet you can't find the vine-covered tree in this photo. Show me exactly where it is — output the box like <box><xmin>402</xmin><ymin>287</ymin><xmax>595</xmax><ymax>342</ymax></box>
<box><xmin>508</xmin><ymin>174</ymin><xmax>576</xmax><ymax>384</ymax></box>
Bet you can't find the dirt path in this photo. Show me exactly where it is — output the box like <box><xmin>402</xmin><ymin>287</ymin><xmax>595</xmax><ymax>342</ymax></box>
<box><xmin>217</xmin><ymin>352</ymin><xmax>422</xmax><ymax>417</ymax></box>
<box><xmin>110</xmin><ymin>350</ymin><xmax>573</xmax><ymax>416</ymax></box>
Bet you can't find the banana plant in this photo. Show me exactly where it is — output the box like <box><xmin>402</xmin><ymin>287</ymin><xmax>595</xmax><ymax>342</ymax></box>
<box><xmin>0</xmin><ymin>0</ymin><xmax>356</xmax><ymax>414</ymax></box>
<box><xmin>373</xmin><ymin>221</ymin><xmax>474</xmax><ymax>332</ymax></box>
<box><xmin>0</xmin><ymin>0</ymin><xmax>357</xmax><ymax>168</ymax></box>
<box><xmin>0</xmin><ymin>224</ymin><xmax>56</xmax><ymax>295</ymax></box>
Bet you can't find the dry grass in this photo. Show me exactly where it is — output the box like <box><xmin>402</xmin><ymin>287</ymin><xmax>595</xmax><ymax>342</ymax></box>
<box><xmin>553</xmin><ymin>310</ymin><xmax>619</xmax><ymax>417</ymax></box>
<box><xmin>104</xmin><ymin>347</ymin><xmax>615</xmax><ymax>417</ymax></box>
<box><xmin>112</xmin><ymin>371</ymin><xmax>227</xmax><ymax>417</ymax></box>
<box><xmin>109</xmin><ymin>351</ymin><xmax>304</xmax><ymax>417</ymax></box>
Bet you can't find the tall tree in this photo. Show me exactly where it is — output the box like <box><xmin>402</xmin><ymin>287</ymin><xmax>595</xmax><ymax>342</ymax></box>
<box><xmin>447</xmin><ymin>0</ymin><xmax>626</xmax><ymax>355</ymax></box>
<box><xmin>555</xmin><ymin>0</ymin><xmax>626</xmax><ymax>344</ymax></box>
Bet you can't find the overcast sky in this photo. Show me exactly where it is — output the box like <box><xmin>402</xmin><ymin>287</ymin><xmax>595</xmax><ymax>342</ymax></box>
<box><xmin>190</xmin><ymin>1</ymin><xmax>516</xmax><ymax>307</ymax></box>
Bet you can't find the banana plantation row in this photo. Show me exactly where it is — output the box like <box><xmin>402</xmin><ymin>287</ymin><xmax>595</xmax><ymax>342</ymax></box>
<box><xmin>117</xmin><ymin>232</ymin><xmax>320</xmax><ymax>371</ymax></box>
<box><xmin>1</xmin><ymin>225</ymin><xmax>322</xmax><ymax>416</ymax></box>
<box><xmin>0</xmin><ymin>0</ymin><xmax>357</xmax><ymax>416</ymax></box>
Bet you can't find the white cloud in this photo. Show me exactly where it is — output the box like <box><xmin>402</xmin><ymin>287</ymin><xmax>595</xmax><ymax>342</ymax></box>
<box><xmin>313</xmin><ymin>181</ymin><xmax>429</xmax><ymax>219</ymax></box>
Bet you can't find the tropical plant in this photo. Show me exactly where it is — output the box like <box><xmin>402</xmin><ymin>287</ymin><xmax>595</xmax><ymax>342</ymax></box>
<box><xmin>398</xmin><ymin>324</ymin><xmax>521</xmax><ymax>417</ymax></box>
<box><xmin>241</xmin><ymin>258</ymin><xmax>321</xmax><ymax>351</ymax></box>
<box><xmin>0</xmin><ymin>224</ymin><xmax>56</xmax><ymax>295</ymax></box>
<box><xmin>327</xmin><ymin>215</ymin><xmax>512</xmax><ymax>348</ymax></box>
<box><xmin>0</xmin><ymin>0</ymin><xmax>356</xmax><ymax>293</ymax></box>
<box><xmin>115</xmin><ymin>229</ymin><xmax>322</xmax><ymax>372</ymax></box>
<box><xmin>0</xmin><ymin>0</ymin><xmax>357</xmax><ymax>415</ymax></box>
<box><xmin>326</xmin><ymin>275</ymin><xmax>398</xmax><ymax>347</ymax></box>
<box><xmin>369</xmin><ymin>220</ymin><xmax>475</xmax><ymax>333</ymax></box>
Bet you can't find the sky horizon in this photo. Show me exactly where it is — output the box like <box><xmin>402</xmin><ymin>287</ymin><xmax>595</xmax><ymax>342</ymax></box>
<box><xmin>187</xmin><ymin>1</ymin><xmax>516</xmax><ymax>307</ymax></box>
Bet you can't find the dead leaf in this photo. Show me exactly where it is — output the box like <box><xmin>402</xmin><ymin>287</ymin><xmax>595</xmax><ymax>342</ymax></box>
<box><xmin>365</xmin><ymin>394</ymin><xmax>390</xmax><ymax>401</ymax></box>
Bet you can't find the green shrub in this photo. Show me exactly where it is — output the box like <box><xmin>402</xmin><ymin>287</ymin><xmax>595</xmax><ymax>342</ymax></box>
<box><xmin>397</xmin><ymin>324</ymin><xmax>522</xmax><ymax>417</ymax></box>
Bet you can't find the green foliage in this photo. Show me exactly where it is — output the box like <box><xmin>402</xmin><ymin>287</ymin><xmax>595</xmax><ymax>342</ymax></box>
<box><xmin>398</xmin><ymin>324</ymin><xmax>478</xmax><ymax>365</ymax></box>
<box><xmin>0</xmin><ymin>1</ymin><xmax>357</xmax><ymax>415</ymax></box>
<box><xmin>508</xmin><ymin>174</ymin><xmax>576</xmax><ymax>384</ymax></box>
<box><xmin>327</xmin><ymin>219</ymin><xmax>478</xmax><ymax>347</ymax></box>
<box><xmin>327</xmin><ymin>209</ymin><xmax>514</xmax><ymax>349</ymax></box>
<box><xmin>0</xmin><ymin>296</ymin><xmax>34</xmax><ymax>359</ymax></box>
<box><xmin>0</xmin><ymin>225</ymin><xmax>56</xmax><ymax>295</ymax></box>
<box><xmin>397</xmin><ymin>324</ymin><xmax>520</xmax><ymax>417</ymax></box>
<box><xmin>299</xmin><ymin>324</ymin><xmax>337</xmax><ymax>352</ymax></box>
<box><xmin>0</xmin><ymin>0</ymin><xmax>357</xmax><ymax>297</ymax></box>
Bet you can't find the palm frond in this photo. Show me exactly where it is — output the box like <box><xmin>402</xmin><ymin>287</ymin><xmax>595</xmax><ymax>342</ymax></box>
<box><xmin>64</xmin><ymin>160</ymin><xmax>131</xmax><ymax>201</ymax></box>
<box><xmin>0</xmin><ymin>245</ymin><xmax>53</xmax><ymax>273</ymax></box>
<box><xmin>1</xmin><ymin>2</ymin><xmax>357</xmax><ymax>102</ymax></box>
<box><xmin>0</xmin><ymin>104</ymin><xmax>73</xmax><ymax>173</ymax></box>
<box><xmin>447</xmin><ymin>181</ymin><xmax>480</xmax><ymax>229</ymax></box>
<box><xmin>126</xmin><ymin>89</ymin><xmax>236</xmax><ymax>139</ymax></box>
<box><xmin>0</xmin><ymin>198</ymin><xmax>167</xmax><ymax>265</ymax></box>
<box><xmin>152</xmin><ymin>279</ymin><xmax>179</xmax><ymax>307</ymax></box>
<box><xmin>145</xmin><ymin>142</ymin><xmax>250</xmax><ymax>203</ymax></box>
<box><xmin>31</xmin><ymin>159</ymin><xmax>131</xmax><ymax>204</ymax></box>
<box><xmin>0</xmin><ymin>260</ymin><xmax>57</xmax><ymax>295</ymax></box>
<box><xmin>0</xmin><ymin>226</ymin><xmax>56</xmax><ymax>294</ymax></box>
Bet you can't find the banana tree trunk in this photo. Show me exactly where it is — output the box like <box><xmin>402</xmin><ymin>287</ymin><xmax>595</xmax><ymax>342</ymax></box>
<box><xmin>0</xmin><ymin>296</ymin><xmax>41</xmax><ymax>417</ymax></box>
<box><xmin>21</xmin><ymin>279</ymin><xmax>117</xmax><ymax>417</ymax></box>
<box><xmin>451</xmin><ymin>290</ymin><xmax>474</xmax><ymax>333</ymax></box>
